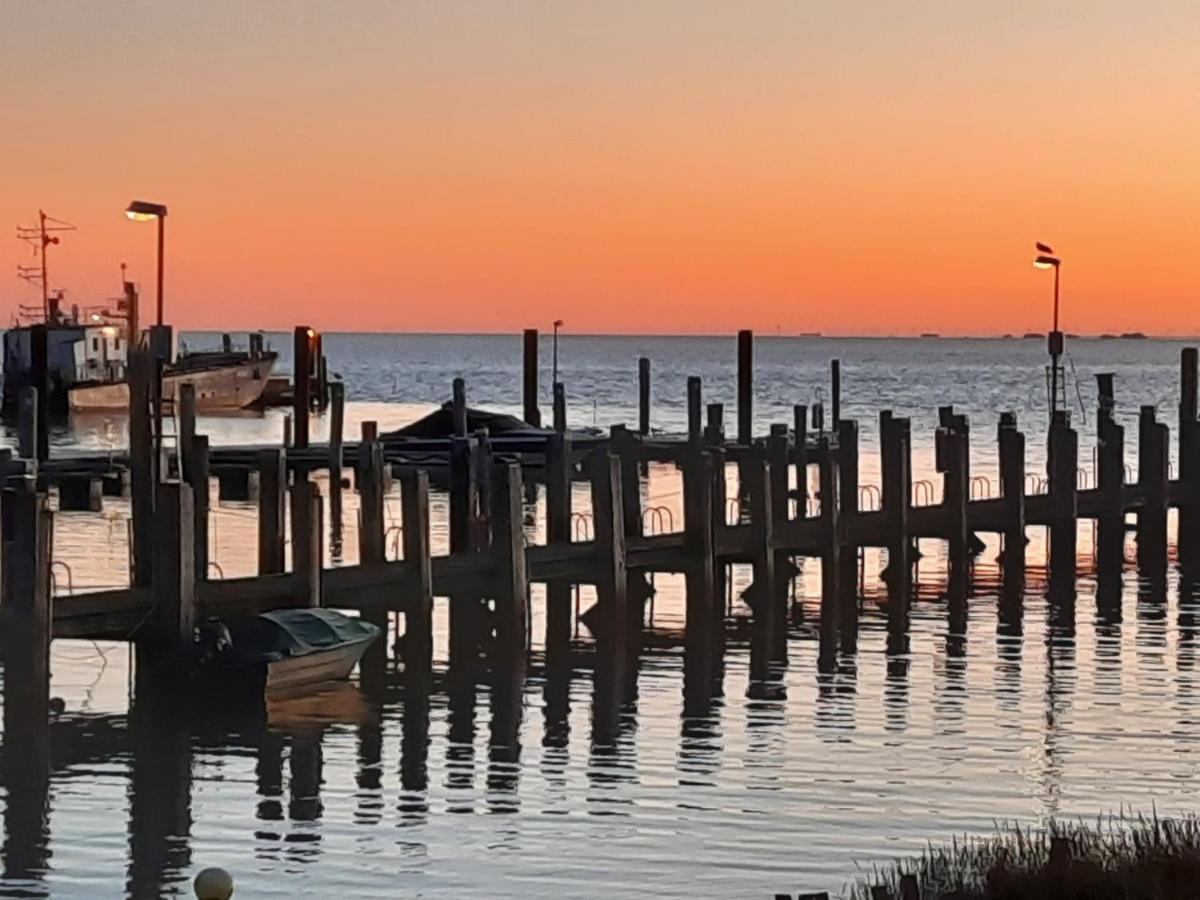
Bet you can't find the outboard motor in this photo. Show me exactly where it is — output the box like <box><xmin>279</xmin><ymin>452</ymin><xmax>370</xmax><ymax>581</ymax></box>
<box><xmin>194</xmin><ymin>620</ymin><xmax>233</xmax><ymax>665</ymax></box>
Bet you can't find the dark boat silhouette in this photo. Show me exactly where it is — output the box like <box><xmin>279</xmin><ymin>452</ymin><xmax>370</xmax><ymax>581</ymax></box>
<box><xmin>194</xmin><ymin>608</ymin><xmax>380</xmax><ymax>697</ymax></box>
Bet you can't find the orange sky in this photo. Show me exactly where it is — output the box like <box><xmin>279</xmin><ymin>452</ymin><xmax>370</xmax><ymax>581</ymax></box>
<box><xmin>2</xmin><ymin>2</ymin><xmax>1198</xmax><ymax>334</ymax></box>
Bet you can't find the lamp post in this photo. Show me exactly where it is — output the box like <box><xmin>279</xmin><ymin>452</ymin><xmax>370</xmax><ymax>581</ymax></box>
<box><xmin>552</xmin><ymin>318</ymin><xmax>564</xmax><ymax>385</ymax></box>
<box><xmin>125</xmin><ymin>201</ymin><xmax>168</xmax><ymax>326</ymax></box>
<box><xmin>1034</xmin><ymin>243</ymin><xmax>1062</xmax><ymax>422</ymax></box>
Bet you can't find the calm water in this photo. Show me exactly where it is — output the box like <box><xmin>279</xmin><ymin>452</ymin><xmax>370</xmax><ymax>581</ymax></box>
<box><xmin>3</xmin><ymin>334</ymin><xmax>1199</xmax><ymax>898</ymax></box>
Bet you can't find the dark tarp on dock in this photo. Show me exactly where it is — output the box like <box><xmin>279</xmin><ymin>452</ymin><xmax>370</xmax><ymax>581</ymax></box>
<box><xmin>385</xmin><ymin>404</ymin><xmax>548</xmax><ymax>439</ymax></box>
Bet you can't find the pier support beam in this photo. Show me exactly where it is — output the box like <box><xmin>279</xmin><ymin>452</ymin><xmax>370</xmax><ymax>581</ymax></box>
<box><xmin>400</xmin><ymin>470</ymin><xmax>434</xmax><ymax>679</ymax></box>
<box><xmin>742</xmin><ymin>453</ymin><xmax>777</xmax><ymax>687</ymax></box>
<box><xmin>290</xmin><ymin>476</ymin><xmax>322</xmax><ymax>608</ymax></box>
<box><xmin>1096</xmin><ymin>402</ymin><xmax>1126</xmax><ymax>582</ymax></box>
<box><xmin>880</xmin><ymin>412</ymin><xmax>912</xmax><ymax>641</ymax></box>
<box><xmin>357</xmin><ymin>433</ymin><xmax>388</xmax><ymax>689</ymax></box>
<box><xmin>1048</xmin><ymin>412</ymin><xmax>1079</xmax><ymax>598</ymax></box>
<box><xmin>1179</xmin><ymin>348</ymin><xmax>1200</xmax><ymax>572</ymax></box>
<box><xmin>490</xmin><ymin>462</ymin><xmax>529</xmax><ymax>660</ymax></box>
<box><xmin>1137</xmin><ymin>405</ymin><xmax>1169</xmax><ymax>581</ymax></box>
<box><xmin>836</xmin><ymin>419</ymin><xmax>859</xmax><ymax>653</ymax></box>
<box><xmin>638</xmin><ymin>357</ymin><xmax>651</xmax><ymax>436</ymax></box>
<box><xmin>292</xmin><ymin>326</ymin><xmax>313</xmax><ymax>449</ymax></box>
<box><xmin>682</xmin><ymin>447</ymin><xmax>717</xmax><ymax>663</ymax></box>
<box><xmin>997</xmin><ymin>413</ymin><xmax>1027</xmax><ymax>596</ymax></box>
<box><xmin>545</xmin><ymin>432</ymin><xmax>573</xmax><ymax>667</ymax></box>
<box><xmin>257</xmin><ymin>449</ymin><xmax>286</xmax><ymax>575</ymax></box>
<box><xmin>522</xmin><ymin>328</ymin><xmax>541</xmax><ymax>426</ymax></box>
<box><xmin>817</xmin><ymin>437</ymin><xmax>840</xmax><ymax>670</ymax></box>
<box><xmin>736</xmin><ymin>330</ymin><xmax>753</xmax><ymax>445</ymax></box>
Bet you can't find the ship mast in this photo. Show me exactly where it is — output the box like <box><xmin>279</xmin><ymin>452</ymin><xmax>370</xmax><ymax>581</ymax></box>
<box><xmin>17</xmin><ymin>210</ymin><xmax>76</xmax><ymax>322</ymax></box>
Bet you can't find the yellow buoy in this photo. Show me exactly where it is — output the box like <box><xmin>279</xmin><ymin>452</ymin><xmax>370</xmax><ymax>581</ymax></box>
<box><xmin>193</xmin><ymin>867</ymin><xmax>234</xmax><ymax>900</ymax></box>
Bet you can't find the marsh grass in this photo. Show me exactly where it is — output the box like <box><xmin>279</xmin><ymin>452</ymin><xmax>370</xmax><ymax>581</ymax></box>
<box><xmin>850</xmin><ymin>813</ymin><xmax>1200</xmax><ymax>899</ymax></box>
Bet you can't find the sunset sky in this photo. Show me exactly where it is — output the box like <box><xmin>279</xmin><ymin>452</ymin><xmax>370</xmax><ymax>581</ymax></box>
<box><xmin>2</xmin><ymin>2</ymin><xmax>1198</xmax><ymax>334</ymax></box>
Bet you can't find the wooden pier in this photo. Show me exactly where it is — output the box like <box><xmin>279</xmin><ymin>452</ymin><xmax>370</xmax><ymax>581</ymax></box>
<box><xmin>4</xmin><ymin>333</ymin><xmax>1200</xmax><ymax>737</ymax></box>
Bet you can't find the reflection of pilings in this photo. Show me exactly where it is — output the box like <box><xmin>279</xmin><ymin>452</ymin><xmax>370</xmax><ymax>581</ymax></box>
<box><xmin>126</xmin><ymin>700</ymin><xmax>193</xmax><ymax>899</ymax></box>
<box><xmin>399</xmin><ymin>680</ymin><xmax>430</xmax><ymax>823</ymax></box>
<box><xmin>355</xmin><ymin>719</ymin><xmax>383</xmax><ymax>826</ymax></box>
<box><xmin>486</xmin><ymin>662</ymin><xmax>526</xmax><ymax>808</ymax></box>
<box><xmin>288</xmin><ymin>733</ymin><xmax>325</xmax><ymax>826</ymax></box>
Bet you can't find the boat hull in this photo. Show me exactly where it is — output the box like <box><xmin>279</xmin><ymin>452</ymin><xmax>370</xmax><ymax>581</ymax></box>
<box><xmin>68</xmin><ymin>358</ymin><xmax>275</xmax><ymax>412</ymax></box>
<box><xmin>265</xmin><ymin>636</ymin><xmax>375</xmax><ymax>695</ymax></box>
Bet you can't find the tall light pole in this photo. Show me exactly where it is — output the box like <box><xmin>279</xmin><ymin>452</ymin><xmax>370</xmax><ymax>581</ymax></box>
<box><xmin>125</xmin><ymin>201</ymin><xmax>168</xmax><ymax>326</ymax></box>
<box><xmin>1034</xmin><ymin>242</ymin><xmax>1062</xmax><ymax>422</ymax></box>
<box><xmin>552</xmin><ymin>318</ymin><xmax>564</xmax><ymax>384</ymax></box>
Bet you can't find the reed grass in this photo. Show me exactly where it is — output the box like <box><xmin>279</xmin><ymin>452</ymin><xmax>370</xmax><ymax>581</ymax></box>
<box><xmin>850</xmin><ymin>812</ymin><xmax>1200</xmax><ymax>899</ymax></box>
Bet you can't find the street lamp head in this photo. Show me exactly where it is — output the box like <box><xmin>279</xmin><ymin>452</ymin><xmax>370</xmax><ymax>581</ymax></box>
<box><xmin>125</xmin><ymin>200</ymin><xmax>168</xmax><ymax>221</ymax></box>
<box><xmin>1033</xmin><ymin>254</ymin><xmax>1060</xmax><ymax>269</ymax></box>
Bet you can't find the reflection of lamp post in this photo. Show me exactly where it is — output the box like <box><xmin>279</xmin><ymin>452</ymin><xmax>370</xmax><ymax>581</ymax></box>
<box><xmin>1034</xmin><ymin>242</ymin><xmax>1062</xmax><ymax>421</ymax></box>
<box><xmin>125</xmin><ymin>201</ymin><xmax>168</xmax><ymax>326</ymax></box>
<box><xmin>552</xmin><ymin>318</ymin><xmax>564</xmax><ymax>384</ymax></box>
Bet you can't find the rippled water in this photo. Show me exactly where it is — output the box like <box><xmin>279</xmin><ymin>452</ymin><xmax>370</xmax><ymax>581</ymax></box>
<box><xmin>2</xmin><ymin>334</ymin><xmax>1198</xmax><ymax>898</ymax></box>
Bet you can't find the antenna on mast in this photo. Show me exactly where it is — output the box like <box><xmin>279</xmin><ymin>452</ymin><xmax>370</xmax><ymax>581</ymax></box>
<box><xmin>16</xmin><ymin>210</ymin><xmax>76</xmax><ymax>322</ymax></box>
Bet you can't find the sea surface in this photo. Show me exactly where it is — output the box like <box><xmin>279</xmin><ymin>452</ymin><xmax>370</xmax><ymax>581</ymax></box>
<box><xmin>2</xmin><ymin>333</ymin><xmax>1199</xmax><ymax>898</ymax></box>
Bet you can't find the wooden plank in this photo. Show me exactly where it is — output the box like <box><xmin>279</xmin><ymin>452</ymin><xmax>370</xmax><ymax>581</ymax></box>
<box><xmin>400</xmin><ymin>470</ymin><xmax>433</xmax><ymax>674</ymax></box>
<box><xmin>257</xmin><ymin>449</ymin><xmax>286</xmax><ymax>574</ymax></box>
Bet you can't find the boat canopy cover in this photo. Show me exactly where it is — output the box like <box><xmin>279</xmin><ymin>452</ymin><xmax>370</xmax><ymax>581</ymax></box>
<box><xmin>385</xmin><ymin>403</ymin><xmax>546</xmax><ymax>439</ymax></box>
<box><xmin>222</xmin><ymin>609</ymin><xmax>379</xmax><ymax>662</ymax></box>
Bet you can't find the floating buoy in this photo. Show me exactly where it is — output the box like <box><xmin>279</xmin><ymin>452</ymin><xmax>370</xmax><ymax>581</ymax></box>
<box><xmin>193</xmin><ymin>867</ymin><xmax>234</xmax><ymax>899</ymax></box>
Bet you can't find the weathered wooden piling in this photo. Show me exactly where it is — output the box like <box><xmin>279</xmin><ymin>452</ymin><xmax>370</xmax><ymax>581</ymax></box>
<box><xmin>399</xmin><ymin>470</ymin><xmax>433</xmax><ymax>676</ymax></box>
<box><xmin>449</xmin><ymin>434</ymin><xmax>483</xmax><ymax>665</ymax></box>
<box><xmin>57</xmin><ymin>475</ymin><xmax>102</xmax><ymax>512</ymax></box>
<box><xmin>830</xmin><ymin>359</ymin><xmax>841</xmax><ymax>428</ymax></box>
<box><xmin>451</xmin><ymin>377</ymin><xmax>468</xmax><ymax>437</ymax></box>
<box><xmin>767</xmin><ymin>424</ymin><xmax>792</xmax><ymax>655</ymax></box>
<box><xmin>1136</xmin><ymin>405</ymin><xmax>1169</xmax><ymax>577</ymax></box>
<box><xmin>638</xmin><ymin>356</ymin><xmax>651</xmax><ymax>435</ymax></box>
<box><xmin>148</xmin><ymin>481</ymin><xmax>196</xmax><ymax>653</ymax></box>
<box><xmin>552</xmin><ymin>381</ymin><xmax>566</xmax><ymax>433</ymax></box>
<box><xmin>328</xmin><ymin>380</ymin><xmax>345</xmax><ymax>536</ymax></box>
<box><xmin>705</xmin><ymin>403</ymin><xmax>725</xmax><ymax>446</ymax></box>
<box><xmin>522</xmin><ymin>328</ymin><xmax>541</xmax><ymax>426</ymax></box>
<box><xmin>29</xmin><ymin>323</ymin><xmax>50</xmax><ymax>463</ymax></box>
<box><xmin>741</xmin><ymin>453</ymin><xmax>777</xmax><ymax>683</ymax></box>
<box><xmin>489</xmin><ymin>462</ymin><xmax>529</xmax><ymax>655</ymax></box>
<box><xmin>1179</xmin><ymin>349</ymin><xmax>1200</xmax><ymax>569</ymax></box>
<box><xmin>997</xmin><ymin>412</ymin><xmax>1026</xmax><ymax>582</ymax></box>
<box><xmin>587</xmin><ymin>452</ymin><xmax>629</xmax><ymax>639</ymax></box>
<box><xmin>544</xmin><ymin>431</ymin><xmax>573</xmax><ymax>662</ymax></box>
<box><xmin>1048</xmin><ymin>411</ymin><xmax>1079</xmax><ymax>595</ymax></box>
<box><xmin>836</xmin><ymin>419</ymin><xmax>860</xmax><ymax>651</ymax></box>
<box><xmin>1095</xmin><ymin>394</ymin><xmax>1126</xmax><ymax>577</ymax></box>
<box><xmin>290</xmin><ymin>476</ymin><xmax>323</xmax><ymax>608</ymax></box>
<box><xmin>128</xmin><ymin>350</ymin><xmax>156</xmax><ymax>587</ymax></box>
<box><xmin>358</xmin><ymin>430</ymin><xmax>388</xmax><ymax>686</ymax></box>
<box><xmin>293</xmin><ymin>326</ymin><xmax>313</xmax><ymax>449</ymax></box>
<box><xmin>256</xmin><ymin>449</ymin><xmax>287</xmax><ymax>574</ymax></box>
<box><xmin>793</xmin><ymin>404</ymin><xmax>808</xmax><ymax>512</ymax></box>
<box><xmin>737</xmin><ymin>330</ymin><xmax>753</xmax><ymax>445</ymax></box>
<box><xmin>937</xmin><ymin>413</ymin><xmax>970</xmax><ymax>573</ymax></box>
<box><xmin>880</xmin><ymin>411</ymin><xmax>912</xmax><ymax>633</ymax></box>
<box><xmin>687</xmin><ymin>377</ymin><xmax>703</xmax><ymax>444</ymax></box>
<box><xmin>817</xmin><ymin>436</ymin><xmax>840</xmax><ymax>669</ymax></box>
<box><xmin>17</xmin><ymin>386</ymin><xmax>40</xmax><ymax>466</ymax></box>
<box><xmin>682</xmin><ymin>446</ymin><xmax>717</xmax><ymax>657</ymax></box>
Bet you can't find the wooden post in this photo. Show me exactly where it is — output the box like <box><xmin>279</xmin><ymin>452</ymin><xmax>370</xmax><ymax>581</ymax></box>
<box><xmin>1048</xmin><ymin>411</ymin><xmax>1079</xmax><ymax>595</ymax></box>
<box><xmin>17</xmin><ymin>386</ymin><xmax>39</xmax><ymax>466</ymax></box>
<box><xmin>817</xmin><ymin>437</ymin><xmax>840</xmax><ymax>670</ymax></box>
<box><xmin>328</xmin><ymin>380</ymin><xmax>345</xmax><ymax>536</ymax></box>
<box><xmin>257</xmin><ymin>449</ymin><xmax>287</xmax><ymax>574</ymax></box>
<box><xmin>588</xmin><ymin>452</ymin><xmax>628</xmax><ymax>640</ymax></box>
<box><xmin>452</xmin><ymin>378</ymin><xmax>468</xmax><ymax>437</ymax></box>
<box><xmin>490</xmin><ymin>462</ymin><xmax>529</xmax><ymax>655</ymax></box>
<box><xmin>830</xmin><ymin>358</ymin><xmax>841</xmax><ymax>428</ymax></box>
<box><xmin>938</xmin><ymin>421</ymin><xmax>969</xmax><ymax>571</ymax></box>
<box><xmin>400</xmin><ymin>470</ymin><xmax>434</xmax><ymax>676</ymax></box>
<box><xmin>358</xmin><ymin>435</ymin><xmax>388</xmax><ymax>687</ymax></box>
<box><xmin>1137</xmin><ymin>405</ymin><xmax>1169</xmax><ymax>577</ymax></box>
<box><xmin>682</xmin><ymin>447</ymin><xmax>716</xmax><ymax>654</ymax></box>
<box><xmin>292</xmin><ymin>325</ymin><xmax>312</xmax><ymax>449</ymax></box>
<box><xmin>1096</xmin><ymin>405</ymin><xmax>1125</xmax><ymax>577</ymax></box>
<box><xmin>881</xmin><ymin>412</ymin><xmax>912</xmax><ymax>634</ymax></box>
<box><xmin>742</xmin><ymin>453</ymin><xmax>777</xmax><ymax>682</ymax></box>
<box><xmin>128</xmin><ymin>349</ymin><xmax>156</xmax><ymax>587</ymax></box>
<box><xmin>449</xmin><ymin>435</ymin><xmax>482</xmax><ymax>666</ymax></box>
<box><xmin>150</xmin><ymin>481</ymin><xmax>196</xmax><ymax>652</ymax></box>
<box><xmin>183</xmin><ymin>435</ymin><xmax>210</xmax><ymax>582</ymax></box>
<box><xmin>290</xmin><ymin>476</ymin><xmax>322</xmax><ymax>607</ymax></box>
<box><xmin>611</xmin><ymin>424</ymin><xmax>649</xmax><ymax>620</ymax></box>
<box><xmin>177</xmin><ymin>383</ymin><xmax>196</xmax><ymax>475</ymax></box>
<box><xmin>997</xmin><ymin>413</ymin><xmax>1027</xmax><ymax>583</ymax></box>
<box><xmin>638</xmin><ymin>356</ymin><xmax>651</xmax><ymax>436</ymax></box>
<box><xmin>687</xmin><ymin>376</ymin><xmax>702</xmax><ymax>445</ymax></box>
<box><xmin>552</xmin><ymin>381</ymin><xmax>566</xmax><ymax>434</ymax></box>
<box><xmin>522</xmin><ymin>328</ymin><xmax>541</xmax><ymax>426</ymax></box>
<box><xmin>736</xmin><ymin>330</ymin><xmax>753</xmax><ymax>445</ymax></box>
<box><xmin>29</xmin><ymin>323</ymin><xmax>49</xmax><ymax>463</ymax></box>
<box><xmin>793</xmin><ymin>404</ymin><xmax>808</xmax><ymax>515</ymax></box>
<box><xmin>545</xmin><ymin>432</ymin><xmax>573</xmax><ymax>664</ymax></box>
<box><xmin>704</xmin><ymin>403</ymin><xmax>725</xmax><ymax>447</ymax></box>
<box><xmin>1179</xmin><ymin>348</ymin><xmax>1200</xmax><ymax>570</ymax></box>
<box><xmin>836</xmin><ymin>419</ymin><xmax>860</xmax><ymax>652</ymax></box>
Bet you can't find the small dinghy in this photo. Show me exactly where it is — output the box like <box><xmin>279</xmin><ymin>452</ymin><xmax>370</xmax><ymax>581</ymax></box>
<box><xmin>193</xmin><ymin>608</ymin><xmax>381</xmax><ymax>697</ymax></box>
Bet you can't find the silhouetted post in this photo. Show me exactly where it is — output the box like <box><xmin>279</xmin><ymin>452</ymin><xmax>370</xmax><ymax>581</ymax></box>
<box><xmin>17</xmin><ymin>387</ymin><xmax>38</xmax><ymax>466</ymax></box>
<box><xmin>880</xmin><ymin>412</ymin><xmax>912</xmax><ymax>633</ymax></box>
<box><xmin>1047</xmin><ymin>411</ymin><xmax>1079</xmax><ymax>595</ymax></box>
<box><xmin>638</xmin><ymin>357</ymin><xmax>651</xmax><ymax>435</ymax></box>
<box><xmin>328</xmin><ymin>381</ymin><xmax>345</xmax><ymax>537</ymax></box>
<box><xmin>793</xmin><ymin>404</ymin><xmax>808</xmax><ymax>515</ymax></box>
<box><xmin>767</xmin><ymin>424</ymin><xmax>792</xmax><ymax>648</ymax></box>
<box><xmin>128</xmin><ymin>350</ymin><xmax>156</xmax><ymax>587</ymax></box>
<box><xmin>292</xmin><ymin>326</ymin><xmax>312</xmax><ymax>449</ymax></box>
<box><xmin>451</xmin><ymin>377</ymin><xmax>468</xmax><ymax>437</ymax></box>
<box><xmin>1137</xmin><ymin>405</ymin><xmax>1169</xmax><ymax>577</ymax></box>
<box><xmin>836</xmin><ymin>419</ymin><xmax>860</xmax><ymax>651</ymax></box>
<box><xmin>997</xmin><ymin>412</ymin><xmax>1027</xmax><ymax>584</ymax></box>
<box><xmin>552</xmin><ymin>381</ymin><xmax>566</xmax><ymax>434</ymax></box>
<box><xmin>491</xmin><ymin>462</ymin><xmax>529</xmax><ymax>657</ymax></box>
<box><xmin>545</xmin><ymin>431</ymin><xmax>573</xmax><ymax>664</ymax></box>
<box><xmin>150</xmin><ymin>481</ymin><xmax>196</xmax><ymax>653</ymax></box>
<box><xmin>449</xmin><ymin>435</ymin><xmax>482</xmax><ymax>666</ymax></box>
<box><xmin>1096</xmin><ymin>398</ymin><xmax>1126</xmax><ymax>578</ymax></box>
<box><xmin>358</xmin><ymin>434</ymin><xmax>388</xmax><ymax>688</ymax></box>
<box><xmin>704</xmin><ymin>403</ymin><xmax>724</xmax><ymax>446</ymax></box>
<box><xmin>743</xmin><ymin>454</ymin><xmax>777</xmax><ymax>685</ymax></box>
<box><xmin>257</xmin><ymin>449</ymin><xmax>287</xmax><ymax>574</ymax></box>
<box><xmin>1</xmin><ymin>481</ymin><xmax>52</xmax><ymax>884</ymax></box>
<box><xmin>937</xmin><ymin>420</ymin><xmax>969</xmax><ymax>572</ymax></box>
<box><xmin>736</xmin><ymin>330</ymin><xmax>753</xmax><ymax>445</ymax></box>
<box><xmin>183</xmin><ymin>435</ymin><xmax>209</xmax><ymax>582</ymax></box>
<box><xmin>830</xmin><ymin>359</ymin><xmax>841</xmax><ymax>428</ymax></box>
<box><xmin>1179</xmin><ymin>349</ymin><xmax>1200</xmax><ymax>569</ymax></box>
<box><xmin>687</xmin><ymin>377</ymin><xmax>703</xmax><ymax>445</ymax></box>
<box><xmin>522</xmin><ymin>328</ymin><xmax>541</xmax><ymax>426</ymax></box>
<box><xmin>710</xmin><ymin>447</ymin><xmax>729</xmax><ymax>607</ymax></box>
<box><xmin>682</xmin><ymin>447</ymin><xmax>716</xmax><ymax>658</ymax></box>
<box><xmin>290</xmin><ymin>476</ymin><xmax>322</xmax><ymax>608</ymax></box>
<box><xmin>29</xmin><ymin>323</ymin><xmax>49</xmax><ymax>463</ymax></box>
<box><xmin>817</xmin><ymin>437</ymin><xmax>840</xmax><ymax>670</ymax></box>
<box><xmin>610</xmin><ymin>424</ymin><xmax>649</xmax><ymax>618</ymax></box>
<box><xmin>400</xmin><ymin>470</ymin><xmax>433</xmax><ymax>677</ymax></box>
<box><xmin>588</xmin><ymin>452</ymin><xmax>629</xmax><ymax>641</ymax></box>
